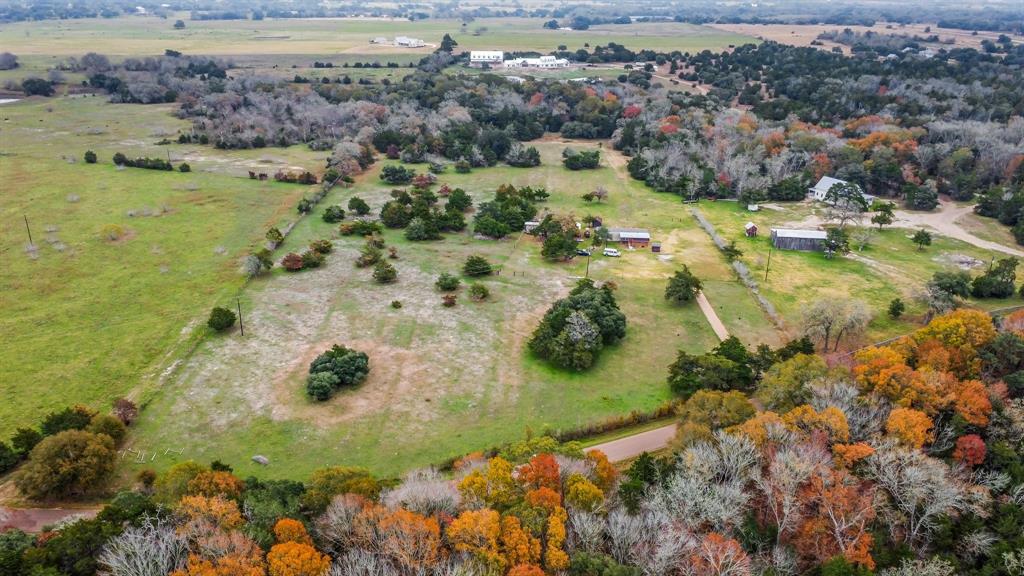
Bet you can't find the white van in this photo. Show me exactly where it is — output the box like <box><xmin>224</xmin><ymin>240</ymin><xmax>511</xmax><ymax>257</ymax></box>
<box><xmin>602</xmin><ymin>247</ymin><xmax>621</xmax><ymax>257</ymax></box>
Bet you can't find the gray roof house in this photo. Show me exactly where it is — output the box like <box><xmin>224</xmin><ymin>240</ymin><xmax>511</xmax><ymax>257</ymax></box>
<box><xmin>771</xmin><ymin>228</ymin><xmax>828</xmax><ymax>251</ymax></box>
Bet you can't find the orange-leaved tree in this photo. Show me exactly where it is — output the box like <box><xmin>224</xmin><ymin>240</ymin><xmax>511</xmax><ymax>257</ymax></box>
<box><xmin>266</xmin><ymin>541</ymin><xmax>330</xmax><ymax>576</ymax></box>
<box><xmin>793</xmin><ymin>469</ymin><xmax>876</xmax><ymax>570</ymax></box>
<box><xmin>885</xmin><ymin>408</ymin><xmax>934</xmax><ymax>449</ymax></box>
<box><xmin>543</xmin><ymin>506</ymin><xmax>569</xmax><ymax>572</ymax></box>
<box><xmin>187</xmin><ymin>471</ymin><xmax>245</xmax><ymax>499</ymax></box>
<box><xmin>518</xmin><ymin>454</ymin><xmax>561</xmax><ymax>492</ymax></box>
<box><xmin>500</xmin><ymin>514</ymin><xmax>541</xmax><ymax>568</ymax></box>
<box><xmin>273</xmin><ymin>518</ymin><xmax>312</xmax><ymax>545</ymax></box>
<box><xmin>378</xmin><ymin>508</ymin><xmax>443</xmax><ymax>572</ymax></box>
<box><xmin>447</xmin><ymin>508</ymin><xmax>503</xmax><ymax>571</ymax></box>
<box><xmin>585</xmin><ymin>450</ymin><xmax>618</xmax><ymax>492</ymax></box>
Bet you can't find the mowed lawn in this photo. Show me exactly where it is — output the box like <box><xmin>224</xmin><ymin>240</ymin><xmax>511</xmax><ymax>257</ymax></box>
<box><xmin>696</xmin><ymin>201</ymin><xmax>1018</xmax><ymax>345</ymax></box>
<box><xmin>0</xmin><ymin>15</ymin><xmax>754</xmax><ymax>60</ymax></box>
<box><xmin>128</xmin><ymin>142</ymin><xmax>779</xmax><ymax>479</ymax></box>
<box><xmin>0</xmin><ymin>97</ymin><xmax>311</xmax><ymax>437</ymax></box>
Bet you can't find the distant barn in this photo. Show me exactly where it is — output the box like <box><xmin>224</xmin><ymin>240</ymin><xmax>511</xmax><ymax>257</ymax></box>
<box><xmin>771</xmin><ymin>228</ymin><xmax>827</xmax><ymax>251</ymax></box>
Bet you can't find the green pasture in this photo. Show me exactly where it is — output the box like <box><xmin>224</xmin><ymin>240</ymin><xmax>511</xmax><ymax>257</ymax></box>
<box><xmin>0</xmin><ymin>97</ymin><xmax>310</xmax><ymax>438</ymax></box>
<box><xmin>0</xmin><ymin>15</ymin><xmax>754</xmax><ymax>60</ymax></box>
<box><xmin>696</xmin><ymin>200</ymin><xmax>1018</xmax><ymax>344</ymax></box>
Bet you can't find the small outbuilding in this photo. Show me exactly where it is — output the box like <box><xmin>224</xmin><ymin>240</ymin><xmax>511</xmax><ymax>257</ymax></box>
<box><xmin>651</xmin><ymin>242</ymin><xmax>662</xmax><ymax>253</ymax></box>
<box><xmin>523</xmin><ymin>220</ymin><xmax>541</xmax><ymax>233</ymax></box>
<box><xmin>771</xmin><ymin>228</ymin><xmax>827</xmax><ymax>251</ymax></box>
<box><xmin>607</xmin><ymin>227</ymin><xmax>651</xmax><ymax>248</ymax></box>
<box><xmin>744</xmin><ymin>222</ymin><xmax>758</xmax><ymax>237</ymax></box>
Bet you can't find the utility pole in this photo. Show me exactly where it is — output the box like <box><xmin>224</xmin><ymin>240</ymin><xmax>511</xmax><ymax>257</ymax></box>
<box><xmin>24</xmin><ymin>215</ymin><xmax>34</xmax><ymax>247</ymax></box>
<box><xmin>585</xmin><ymin>252</ymin><xmax>591</xmax><ymax>278</ymax></box>
<box><xmin>764</xmin><ymin>245</ymin><xmax>773</xmax><ymax>282</ymax></box>
<box><xmin>236</xmin><ymin>298</ymin><xmax>244</xmax><ymax>336</ymax></box>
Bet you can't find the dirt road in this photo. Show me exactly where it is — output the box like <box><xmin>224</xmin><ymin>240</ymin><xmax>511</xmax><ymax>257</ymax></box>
<box><xmin>588</xmin><ymin>424</ymin><xmax>678</xmax><ymax>461</ymax></box>
<box><xmin>891</xmin><ymin>201</ymin><xmax>1024</xmax><ymax>257</ymax></box>
<box><xmin>696</xmin><ymin>291</ymin><xmax>730</xmax><ymax>341</ymax></box>
<box><xmin>789</xmin><ymin>199</ymin><xmax>1024</xmax><ymax>258</ymax></box>
<box><xmin>1</xmin><ymin>506</ymin><xmax>100</xmax><ymax>532</ymax></box>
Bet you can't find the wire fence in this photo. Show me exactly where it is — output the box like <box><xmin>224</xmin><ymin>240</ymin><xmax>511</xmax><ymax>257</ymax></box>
<box><xmin>690</xmin><ymin>207</ymin><xmax>784</xmax><ymax>329</ymax></box>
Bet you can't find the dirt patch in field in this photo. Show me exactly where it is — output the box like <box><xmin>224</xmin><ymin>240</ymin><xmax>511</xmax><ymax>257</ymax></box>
<box><xmin>708</xmin><ymin>22</ymin><xmax>1019</xmax><ymax>53</ymax></box>
<box><xmin>161</xmin><ymin>234</ymin><xmax>569</xmax><ymax>439</ymax></box>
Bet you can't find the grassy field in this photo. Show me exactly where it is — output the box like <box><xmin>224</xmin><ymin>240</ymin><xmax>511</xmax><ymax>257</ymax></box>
<box><xmin>0</xmin><ymin>15</ymin><xmax>754</xmax><ymax>61</ymax></box>
<box><xmin>126</xmin><ymin>141</ymin><xmax>780</xmax><ymax>479</ymax></box>
<box><xmin>0</xmin><ymin>96</ymin><xmax>315</xmax><ymax>438</ymax></box>
<box><xmin>695</xmin><ymin>200</ymin><xmax>1016</xmax><ymax>344</ymax></box>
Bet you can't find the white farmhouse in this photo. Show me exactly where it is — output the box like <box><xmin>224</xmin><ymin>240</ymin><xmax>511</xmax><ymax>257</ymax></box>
<box><xmin>505</xmin><ymin>55</ymin><xmax>570</xmax><ymax>69</ymax></box>
<box><xmin>470</xmin><ymin>51</ymin><xmax>505</xmax><ymax>66</ymax></box>
<box><xmin>808</xmin><ymin>176</ymin><xmax>875</xmax><ymax>205</ymax></box>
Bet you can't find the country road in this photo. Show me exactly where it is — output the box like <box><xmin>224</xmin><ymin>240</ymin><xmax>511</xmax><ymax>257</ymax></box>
<box><xmin>0</xmin><ymin>506</ymin><xmax>100</xmax><ymax>532</ymax></box>
<box><xmin>588</xmin><ymin>424</ymin><xmax>678</xmax><ymax>461</ymax></box>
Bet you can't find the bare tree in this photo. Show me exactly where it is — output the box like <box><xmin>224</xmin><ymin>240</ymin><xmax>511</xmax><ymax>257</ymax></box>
<box><xmin>801</xmin><ymin>299</ymin><xmax>872</xmax><ymax>352</ymax></box>
<box><xmin>867</xmin><ymin>444</ymin><xmax>967</xmax><ymax>549</ymax></box>
<box><xmin>97</xmin><ymin>517</ymin><xmax>188</xmax><ymax>576</ymax></box>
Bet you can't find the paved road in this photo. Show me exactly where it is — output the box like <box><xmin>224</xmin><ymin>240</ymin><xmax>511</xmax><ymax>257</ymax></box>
<box><xmin>588</xmin><ymin>424</ymin><xmax>678</xmax><ymax>461</ymax></box>
<box><xmin>0</xmin><ymin>507</ymin><xmax>100</xmax><ymax>532</ymax></box>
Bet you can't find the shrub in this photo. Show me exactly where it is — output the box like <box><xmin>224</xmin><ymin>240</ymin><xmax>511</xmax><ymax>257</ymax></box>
<box><xmin>207</xmin><ymin>306</ymin><xmax>237</xmax><ymax>331</ymax></box>
<box><xmin>306</xmin><ymin>372</ymin><xmax>340</xmax><ymax>401</ymax></box>
<box><xmin>455</xmin><ymin>159</ymin><xmax>471</xmax><ymax>173</ymax></box>
<box><xmin>100</xmin><ymin>223</ymin><xmax>126</xmax><ymax>241</ymax></box>
<box><xmin>112</xmin><ymin>398</ymin><xmax>139</xmax><ymax>425</ymax></box>
<box><xmin>178</xmin><ymin>162</ymin><xmax>191</xmax><ymax>173</ymax></box>
<box><xmin>339</xmin><ymin>220</ymin><xmax>382</xmax><ymax>236</ymax></box>
<box><xmin>442</xmin><ymin>294</ymin><xmax>457</xmax><ymax>307</ymax></box>
<box><xmin>373</xmin><ymin>260</ymin><xmax>397</xmax><ymax>283</ymax></box>
<box><xmin>469</xmin><ymin>283</ymin><xmax>489</xmax><ymax>301</ymax></box>
<box><xmin>0</xmin><ymin>442</ymin><xmax>18</xmax><ymax>474</ymax></box>
<box><xmin>347</xmin><ymin>196</ymin><xmax>371</xmax><ymax>215</ymax></box>
<box><xmin>405</xmin><ymin>216</ymin><xmax>439</xmax><ymax>241</ymax></box>
<box><xmin>281</xmin><ymin>252</ymin><xmax>304</xmax><ymax>271</ymax></box>
<box><xmin>309</xmin><ymin>239</ymin><xmax>333</xmax><ymax>254</ymax></box>
<box><xmin>888</xmin><ymin>298</ymin><xmax>905</xmax><ymax>319</ymax></box>
<box><xmin>301</xmin><ymin>250</ymin><xmax>325</xmax><ymax>269</ymax></box>
<box><xmin>86</xmin><ymin>414</ymin><xmax>127</xmax><ymax>445</ymax></box>
<box><xmin>266</xmin><ymin>227</ymin><xmax>284</xmax><ymax>246</ymax></box>
<box><xmin>21</xmin><ymin>77</ymin><xmax>54</xmax><ymax>96</ymax></box>
<box><xmin>322</xmin><ymin>205</ymin><xmax>345</xmax><ymax>223</ymax></box>
<box><xmin>436</xmin><ymin>272</ymin><xmax>460</xmax><ymax>291</ymax></box>
<box><xmin>380</xmin><ymin>165</ymin><xmax>415</xmax><ymax>184</ymax></box>
<box><xmin>391</xmin><ymin>300</ymin><xmax>403</xmax><ymax>309</ymax></box>
<box><xmin>562</xmin><ymin>148</ymin><xmax>601</xmax><ymax>170</ymax></box>
<box><xmin>355</xmin><ymin>243</ymin><xmax>382</xmax><ymax>267</ymax></box>
<box><xmin>463</xmin><ymin>255</ymin><xmax>493</xmax><ymax>277</ymax></box>
<box><xmin>83</xmin><ymin>150</ymin><xmax>97</xmax><ymax>163</ymax></box>
<box><xmin>41</xmin><ymin>405</ymin><xmax>95</xmax><ymax>436</ymax></box>
<box><xmin>307</xmin><ymin>344</ymin><xmax>370</xmax><ymax>401</ymax></box>
<box><xmin>14</xmin><ymin>430</ymin><xmax>116</xmax><ymax>500</ymax></box>
<box><xmin>665</xmin><ymin>266</ymin><xmax>702</xmax><ymax>304</ymax></box>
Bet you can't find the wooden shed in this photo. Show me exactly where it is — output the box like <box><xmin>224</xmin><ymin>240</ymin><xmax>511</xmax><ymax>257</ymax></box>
<box><xmin>744</xmin><ymin>222</ymin><xmax>758</xmax><ymax>237</ymax></box>
<box><xmin>771</xmin><ymin>228</ymin><xmax>827</xmax><ymax>251</ymax></box>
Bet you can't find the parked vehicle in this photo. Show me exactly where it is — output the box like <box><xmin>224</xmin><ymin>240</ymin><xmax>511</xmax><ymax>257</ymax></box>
<box><xmin>576</xmin><ymin>248</ymin><xmax>592</xmax><ymax>256</ymax></box>
<box><xmin>602</xmin><ymin>248</ymin><xmax>621</xmax><ymax>257</ymax></box>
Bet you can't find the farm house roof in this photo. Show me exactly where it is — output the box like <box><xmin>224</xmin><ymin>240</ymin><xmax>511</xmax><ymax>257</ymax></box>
<box><xmin>771</xmin><ymin>228</ymin><xmax>827</xmax><ymax>239</ymax></box>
